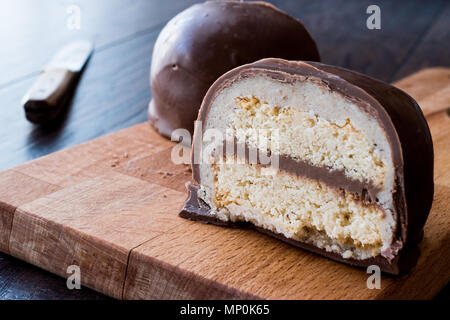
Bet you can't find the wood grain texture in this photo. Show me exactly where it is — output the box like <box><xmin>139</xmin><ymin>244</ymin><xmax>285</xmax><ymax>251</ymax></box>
<box><xmin>0</xmin><ymin>171</ymin><xmax>60</xmax><ymax>253</ymax></box>
<box><xmin>394</xmin><ymin>68</ymin><xmax>450</xmax><ymax>116</ymax></box>
<box><xmin>1</xmin><ymin>123</ymin><xmax>186</xmax><ymax>298</ymax></box>
<box><xmin>0</xmin><ymin>120</ymin><xmax>183</xmax><ymax>298</ymax></box>
<box><xmin>9</xmin><ymin>173</ymin><xmax>184</xmax><ymax>299</ymax></box>
<box><xmin>0</xmin><ymin>68</ymin><xmax>447</xmax><ymax>300</ymax></box>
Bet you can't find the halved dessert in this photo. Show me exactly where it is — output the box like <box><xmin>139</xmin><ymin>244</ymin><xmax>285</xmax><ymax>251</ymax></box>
<box><xmin>180</xmin><ymin>59</ymin><xmax>434</xmax><ymax>274</ymax></box>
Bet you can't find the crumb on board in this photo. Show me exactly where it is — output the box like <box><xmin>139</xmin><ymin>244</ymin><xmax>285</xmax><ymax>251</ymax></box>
<box><xmin>111</xmin><ymin>159</ymin><xmax>120</xmax><ymax>167</ymax></box>
<box><xmin>157</xmin><ymin>170</ymin><xmax>174</xmax><ymax>178</ymax></box>
<box><xmin>110</xmin><ymin>151</ymin><xmax>130</xmax><ymax>167</ymax></box>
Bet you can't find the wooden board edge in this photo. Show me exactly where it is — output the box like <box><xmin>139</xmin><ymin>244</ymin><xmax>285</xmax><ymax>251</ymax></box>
<box><xmin>8</xmin><ymin>206</ymin><xmax>128</xmax><ymax>299</ymax></box>
<box><xmin>0</xmin><ymin>201</ymin><xmax>15</xmax><ymax>254</ymax></box>
<box><xmin>0</xmin><ymin>169</ymin><xmax>62</xmax><ymax>254</ymax></box>
<box><xmin>123</xmin><ymin>245</ymin><xmax>261</xmax><ymax>300</ymax></box>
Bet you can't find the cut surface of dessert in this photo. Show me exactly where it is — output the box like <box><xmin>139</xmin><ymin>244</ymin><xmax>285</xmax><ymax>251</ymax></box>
<box><xmin>181</xmin><ymin>59</ymin><xmax>434</xmax><ymax>274</ymax></box>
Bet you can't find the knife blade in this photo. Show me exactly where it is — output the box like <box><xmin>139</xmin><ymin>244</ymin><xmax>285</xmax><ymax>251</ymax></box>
<box><xmin>22</xmin><ymin>40</ymin><xmax>94</xmax><ymax>124</ymax></box>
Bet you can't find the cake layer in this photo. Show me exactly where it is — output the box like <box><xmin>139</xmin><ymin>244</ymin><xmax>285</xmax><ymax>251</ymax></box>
<box><xmin>231</xmin><ymin>96</ymin><xmax>386</xmax><ymax>186</ymax></box>
<box><xmin>207</xmin><ymin>159</ymin><xmax>385</xmax><ymax>259</ymax></box>
<box><xmin>195</xmin><ymin>72</ymin><xmax>399</xmax><ymax>256</ymax></box>
<box><xmin>201</xmin><ymin>74</ymin><xmax>396</xmax><ymax>215</ymax></box>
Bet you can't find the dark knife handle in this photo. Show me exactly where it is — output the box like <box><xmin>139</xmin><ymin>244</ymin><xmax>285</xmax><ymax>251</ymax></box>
<box><xmin>22</xmin><ymin>68</ymin><xmax>77</xmax><ymax>124</ymax></box>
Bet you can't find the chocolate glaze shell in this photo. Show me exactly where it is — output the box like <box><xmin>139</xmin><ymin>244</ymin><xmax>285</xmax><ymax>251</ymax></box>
<box><xmin>149</xmin><ymin>1</ymin><xmax>320</xmax><ymax>138</ymax></box>
<box><xmin>186</xmin><ymin>58</ymin><xmax>434</xmax><ymax>274</ymax></box>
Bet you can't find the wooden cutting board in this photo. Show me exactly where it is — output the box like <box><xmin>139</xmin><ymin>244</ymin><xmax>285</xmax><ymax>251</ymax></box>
<box><xmin>0</xmin><ymin>68</ymin><xmax>449</xmax><ymax>299</ymax></box>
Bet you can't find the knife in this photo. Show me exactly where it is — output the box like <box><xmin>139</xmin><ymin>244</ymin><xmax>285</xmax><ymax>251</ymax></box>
<box><xmin>22</xmin><ymin>40</ymin><xmax>94</xmax><ymax>124</ymax></box>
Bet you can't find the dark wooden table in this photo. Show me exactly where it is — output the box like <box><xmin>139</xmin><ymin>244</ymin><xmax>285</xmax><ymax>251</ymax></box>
<box><xmin>0</xmin><ymin>0</ymin><xmax>449</xmax><ymax>300</ymax></box>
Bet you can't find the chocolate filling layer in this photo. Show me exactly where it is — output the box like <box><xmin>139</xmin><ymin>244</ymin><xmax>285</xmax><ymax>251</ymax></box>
<box><xmin>214</xmin><ymin>140</ymin><xmax>382</xmax><ymax>205</ymax></box>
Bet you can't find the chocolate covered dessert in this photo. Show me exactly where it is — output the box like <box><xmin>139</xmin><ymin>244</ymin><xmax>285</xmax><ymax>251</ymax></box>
<box><xmin>149</xmin><ymin>1</ymin><xmax>320</xmax><ymax>138</ymax></box>
<box><xmin>180</xmin><ymin>58</ymin><xmax>434</xmax><ymax>274</ymax></box>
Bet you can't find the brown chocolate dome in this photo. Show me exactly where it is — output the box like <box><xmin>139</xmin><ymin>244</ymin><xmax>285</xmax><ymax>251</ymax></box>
<box><xmin>149</xmin><ymin>1</ymin><xmax>320</xmax><ymax>139</ymax></box>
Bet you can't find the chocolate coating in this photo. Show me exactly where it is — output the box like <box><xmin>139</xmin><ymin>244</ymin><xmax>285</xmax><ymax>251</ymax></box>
<box><xmin>185</xmin><ymin>58</ymin><xmax>434</xmax><ymax>274</ymax></box>
<box><xmin>149</xmin><ymin>1</ymin><xmax>320</xmax><ymax>138</ymax></box>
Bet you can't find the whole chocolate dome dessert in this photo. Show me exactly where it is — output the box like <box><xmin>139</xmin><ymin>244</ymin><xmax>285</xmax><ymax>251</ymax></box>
<box><xmin>149</xmin><ymin>0</ymin><xmax>320</xmax><ymax>139</ymax></box>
